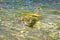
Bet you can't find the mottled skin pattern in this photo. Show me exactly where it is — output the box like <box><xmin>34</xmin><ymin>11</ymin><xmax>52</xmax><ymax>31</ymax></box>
<box><xmin>20</xmin><ymin>13</ymin><xmax>42</xmax><ymax>28</ymax></box>
<box><xmin>28</xmin><ymin>19</ymin><xmax>37</xmax><ymax>28</ymax></box>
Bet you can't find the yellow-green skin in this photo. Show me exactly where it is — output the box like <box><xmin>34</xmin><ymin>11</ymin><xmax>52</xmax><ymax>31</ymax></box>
<box><xmin>20</xmin><ymin>13</ymin><xmax>42</xmax><ymax>28</ymax></box>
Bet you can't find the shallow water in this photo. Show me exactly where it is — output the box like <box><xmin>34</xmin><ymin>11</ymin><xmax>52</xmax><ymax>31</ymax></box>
<box><xmin>0</xmin><ymin>8</ymin><xmax>60</xmax><ymax>40</ymax></box>
<box><xmin>0</xmin><ymin>0</ymin><xmax>60</xmax><ymax>40</ymax></box>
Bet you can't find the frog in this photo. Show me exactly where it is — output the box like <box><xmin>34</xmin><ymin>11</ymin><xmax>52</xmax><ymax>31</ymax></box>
<box><xmin>20</xmin><ymin>13</ymin><xmax>42</xmax><ymax>28</ymax></box>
